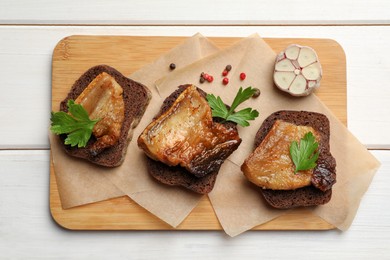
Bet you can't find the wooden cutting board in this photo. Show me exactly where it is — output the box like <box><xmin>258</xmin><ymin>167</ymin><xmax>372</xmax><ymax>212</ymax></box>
<box><xmin>50</xmin><ymin>36</ymin><xmax>346</xmax><ymax>230</ymax></box>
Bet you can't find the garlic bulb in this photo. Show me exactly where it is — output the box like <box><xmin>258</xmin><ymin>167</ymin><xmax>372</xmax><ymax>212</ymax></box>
<box><xmin>273</xmin><ymin>44</ymin><xmax>322</xmax><ymax>96</ymax></box>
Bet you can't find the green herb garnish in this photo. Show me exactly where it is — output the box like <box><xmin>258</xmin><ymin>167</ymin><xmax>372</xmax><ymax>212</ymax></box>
<box><xmin>289</xmin><ymin>131</ymin><xmax>319</xmax><ymax>173</ymax></box>
<box><xmin>206</xmin><ymin>86</ymin><xmax>259</xmax><ymax>127</ymax></box>
<box><xmin>50</xmin><ymin>100</ymin><xmax>99</xmax><ymax>148</ymax></box>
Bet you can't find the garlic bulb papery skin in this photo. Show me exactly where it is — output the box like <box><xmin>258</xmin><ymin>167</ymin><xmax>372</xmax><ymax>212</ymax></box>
<box><xmin>273</xmin><ymin>44</ymin><xmax>322</xmax><ymax>97</ymax></box>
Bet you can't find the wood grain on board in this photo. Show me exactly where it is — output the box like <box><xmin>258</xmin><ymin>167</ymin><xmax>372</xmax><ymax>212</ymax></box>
<box><xmin>50</xmin><ymin>36</ymin><xmax>346</xmax><ymax>230</ymax></box>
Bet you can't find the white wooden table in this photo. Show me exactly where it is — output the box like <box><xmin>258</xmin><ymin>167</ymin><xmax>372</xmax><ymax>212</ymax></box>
<box><xmin>1</xmin><ymin>1</ymin><xmax>389</xmax><ymax>258</ymax></box>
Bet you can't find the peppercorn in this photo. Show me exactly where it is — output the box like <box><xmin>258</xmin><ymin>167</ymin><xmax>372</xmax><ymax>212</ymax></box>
<box><xmin>226</xmin><ymin>65</ymin><xmax>232</xmax><ymax>71</ymax></box>
<box><xmin>169</xmin><ymin>63</ymin><xmax>176</xmax><ymax>70</ymax></box>
<box><xmin>222</xmin><ymin>77</ymin><xmax>229</xmax><ymax>85</ymax></box>
<box><xmin>252</xmin><ymin>88</ymin><xmax>261</xmax><ymax>98</ymax></box>
<box><xmin>222</xmin><ymin>70</ymin><xmax>228</xmax><ymax>76</ymax></box>
<box><xmin>240</xmin><ymin>72</ymin><xmax>246</xmax><ymax>80</ymax></box>
<box><xmin>199</xmin><ymin>77</ymin><xmax>205</xmax><ymax>83</ymax></box>
<box><xmin>207</xmin><ymin>75</ymin><xmax>214</xmax><ymax>82</ymax></box>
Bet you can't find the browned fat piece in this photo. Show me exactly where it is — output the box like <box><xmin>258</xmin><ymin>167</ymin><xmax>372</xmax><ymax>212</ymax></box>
<box><xmin>138</xmin><ymin>84</ymin><xmax>241</xmax><ymax>178</ymax></box>
<box><xmin>242</xmin><ymin>120</ymin><xmax>319</xmax><ymax>190</ymax></box>
<box><xmin>75</xmin><ymin>72</ymin><xmax>125</xmax><ymax>154</ymax></box>
<box><xmin>241</xmin><ymin>110</ymin><xmax>336</xmax><ymax>209</ymax></box>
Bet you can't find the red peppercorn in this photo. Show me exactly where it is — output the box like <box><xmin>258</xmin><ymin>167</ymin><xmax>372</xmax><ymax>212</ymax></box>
<box><xmin>222</xmin><ymin>77</ymin><xmax>229</xmax><ymax>85</ymax></box>
<box><xmin>207</xmin><ymin>75</ymin><xmax>214</xmax><ymax>82</ymax></box>
<box><xmin>240</xmin><ymin>72</ymin><xmax>246</xmax><ymax>80</ymax></box>
<box><xmin>222</xmin><ymin>70</ymin><xmax>228</xmax><ymax>76</ymax></box>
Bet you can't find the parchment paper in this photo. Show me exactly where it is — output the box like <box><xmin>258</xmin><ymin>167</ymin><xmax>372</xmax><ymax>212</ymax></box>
<box><xmin>154</xmin><ymin>34</ymin><xmax>381</xmax><ymax>236</ymax></box>
<box><xmin>50</xmin><ymin>133</ymin><xmax>125</xmax><ymax>208</ymax></box>
<box><xmin>50</xmin><ymin>33</ymin><xmax>220</xmax><ymax>210</ymax></box>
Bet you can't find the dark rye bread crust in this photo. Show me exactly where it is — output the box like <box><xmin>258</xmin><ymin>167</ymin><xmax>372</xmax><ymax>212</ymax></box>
<box><xmin>146</xmin><ymin>84</ymin><xmax>239</xmax><ymax>194</ymax></box>
<box><xmin>146</xmin><ymin>159</ymin><xmax>219</xmax><ymax>195</ymax></box>
<box><xmin>254</xmin><ymin>110</ymin><xmax>336</xmax><ymax>209</ymax></box>
<box><xmin>59</xmin><ymin>65</ymin><xmax>151</xmax><ymax>167</ymax></box>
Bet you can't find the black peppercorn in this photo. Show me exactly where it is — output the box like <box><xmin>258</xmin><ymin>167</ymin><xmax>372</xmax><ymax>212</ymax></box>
<box><xmin>252</xmin><ymin>88</ymin><xmax>261</xmax><ymax>98</ymax></box>
<box><xmin>225</xmin><ymin>64</ymin><xmax>232</xmax><ymax>71</ymax></box>
<box><xmin>169</xmin><ymin>63</ymin><xmax>176</xmax><ymax>70</ymax></box>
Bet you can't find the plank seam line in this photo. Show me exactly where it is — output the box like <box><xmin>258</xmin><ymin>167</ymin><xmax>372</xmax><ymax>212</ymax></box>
<box><xmin>0</xmin><ymin>23</ymin><xmax>390</xmax><ymax>27</ymax></box>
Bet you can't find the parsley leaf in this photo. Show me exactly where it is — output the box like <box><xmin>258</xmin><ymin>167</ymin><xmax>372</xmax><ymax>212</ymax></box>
<box><xmin>206</xmin><ymin>86</ymin><xmax>259</xmax><ymax>127</ymax></box>
<box><xmin>229</xmin><ymin>87</ymin><xmax>257</xmax><ymax>112</ymax></box>
<box><xmin>289</xmin><ymin>131</ymin><xmax>320</xmax><ymax>173</ymax></box>
<box><xmin>226</xmin><ymin>108</ymin><xmax>259</xmax><ymax>127</ymax></box>
<box><xmin>50</xmin><ymin>100</ymin><xmax>99</xmax><ymax>148</ymax></box>
<box><xmin>205</xmin><ymin>94</ymin><xmax>229</xmax><ymax>119</ymax></box>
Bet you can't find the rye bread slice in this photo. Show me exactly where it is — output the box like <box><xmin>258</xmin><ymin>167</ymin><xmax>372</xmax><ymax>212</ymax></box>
<box><xmin>254</xmin><ymin>110</ymin><xmax>336</xmax><ymax>209</ymax></box>
<box><xmin>58</xmin><ymin>64</ymin><xmax>151</xmax><ymax>167</ymax></box>
<box><xmin>145</xmin><ymin>84</ymin><xmax>239</xmax><ymax>194</ymax></box>
<box><xmin>146</xmin><ymin>157</ymin><xmax>219</xmax><ymax>194</ymax></box>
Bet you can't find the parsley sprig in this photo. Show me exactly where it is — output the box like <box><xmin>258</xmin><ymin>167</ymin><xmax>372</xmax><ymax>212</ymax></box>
<box><xmin>206</xmin><ymin>87</ymin><xmax>259</xmax><ymax>127</ymax></box>
<box><xmin>50</xmin><ymin>100</ymin><xmax>99</xmax><ymax>148</ymax></box>
<box><xmin>289</xmin><ymin>131</ymin><xmax>319</xmax><ymax>173</ymax></box>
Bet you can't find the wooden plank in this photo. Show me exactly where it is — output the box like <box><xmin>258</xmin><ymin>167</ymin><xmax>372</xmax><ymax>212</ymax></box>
<box><xmin>2</xmin><ymin>26</ymin><xmax>390</xmax><ymax>149</ymax></box>
<box><xmin>0</xmin><ymin>0</ymin><xmax>389</xmax><ymax>25</ymax></box>
<box><xmin>51</xmin><ymin>36</ymin><xmax>347</xmax><ymax>124</ymax></box>
<box><xmin>50</xmin><ymin>36</ymin><xmax>345</xmax><ymax>230</ymax></box>
<box><xmin>1</xmin><ymin>150</ymin><xmax>389</xmax><ymax>258</ymax></box>
<box><xmin>50</xmin><ymin>161</ymin><xmax>334</xmax><ymax>230</ymax></box>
